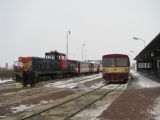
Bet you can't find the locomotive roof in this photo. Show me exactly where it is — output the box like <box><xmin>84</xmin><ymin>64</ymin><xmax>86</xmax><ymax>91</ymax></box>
<box><xmin>103</xmin><ymin>54</ymin><xmax>129</xmax><ymax>58</ymax></box>
<box><xmin>45</xmin><ymin>51</ymin><xmax>66</xmax><ymax>56</ymax></box>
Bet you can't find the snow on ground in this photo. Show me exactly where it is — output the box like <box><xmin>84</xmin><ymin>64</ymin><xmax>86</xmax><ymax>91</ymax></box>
<box><xmin>45</xmin><ymin>74</ymin><xmax>102</xmax><ymax>89</ymax></box>
<box><xmin>11</xmin><ymin>104</ymin><xmax>37</xmax><ymax>113</ymax></box>
<box><xmin>149</xmin><ymin>97</ymin><xmax>160</xmax><ymax>120</ymax></box>
<box><xmin>0</xmin><ymin>78</ymin><xmax>13</xmax><ymax>83</ymax></box>
<box><xmin>10</xmin><ymin>100</ymin><xmax>49</xmax><ymax>114</ymax></box>
<box><xmin>73</xmin><ymin>103</ymin><xmax>111</xmax><ymax>120</ymax></box>
<box><xmin>90</xmin><ymin>80</ymin><xmax>127</xmax><ymax>90</ymax></box>
<box><xmin>131</xmin><ymin>70</ymin><xmax>160</xmax><ymax>88</ymax></box>
<box><xmin>10</xmin><ymin>100</ymin><xmax>50</xmax><ymax>115</ymax></box>
<box><xmin>0</xmin><ymin>115</ymin><xmax>7</xmax><ymax>118</ymax></box>
<box><xmin>72</xmin><ymin>84</ymin><xmax>127</xmax><ymax>120</ymax></box>
<box><xmin>90</xmin><ymin>81</ymin><xmax>104</xmax><ymax>89</ymax></box>
<box><xmin>40</xmin><ymin>100</ymin><xmax>49</xmax><ymax>104</ymax></box>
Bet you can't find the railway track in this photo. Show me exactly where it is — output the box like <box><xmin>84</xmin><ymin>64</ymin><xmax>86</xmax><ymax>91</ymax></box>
<box><xmin>0</xmin><ymin>74</ymin><xmax>101</xmax><ymax>103</ymax></box>
<box><xmin>19</xmin><ymin>84</ymin><xmax>121</xmax><ymax>120</ymax></box>
<box><xmin>0</xmin><ymin>74</ymin><xmax>102</xmax><ymax>118</ymax></box>
<box><xmin>46</xmin><ymin>74</ymin><xmax>102</xmax><ymax>88</ymax></box>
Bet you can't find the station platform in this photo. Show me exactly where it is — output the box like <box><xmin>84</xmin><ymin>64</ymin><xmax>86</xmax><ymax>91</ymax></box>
<box><xmin>97</xmin><ymin>70</ymin><xmax>160</xmax><ymax>120</ymax></box>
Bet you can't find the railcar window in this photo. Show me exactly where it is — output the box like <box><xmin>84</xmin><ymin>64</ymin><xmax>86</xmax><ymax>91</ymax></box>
<box><xmin>102</xmin><ymin>58</ymin><xmax>114</xmax><ymax>67</ymax></box>
<box><xmin>115</xmin><ymin>58</ymin><xmax>128</xmax><ymax>66</ymax></box>
<box><xmin>102</xmin><ymin>58</ymin><xmax>128</xmax><ymax>67</ymax></box>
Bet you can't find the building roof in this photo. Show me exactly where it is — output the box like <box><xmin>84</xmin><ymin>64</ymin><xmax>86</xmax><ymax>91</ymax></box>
<box><xmin>134</xmin><ymin>33</ymin><xmax>160</xmax><ymax>60</ymax></box>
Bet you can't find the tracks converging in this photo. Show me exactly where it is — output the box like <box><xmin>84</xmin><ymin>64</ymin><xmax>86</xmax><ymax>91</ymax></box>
<box><xmin>47</xmin><ymin>74</ymin><xmax>102</xmax><ymax>88</ymax></box>
<box><xmin>21</xmin><ymin>84</ymin><xmax>122</xmax><ymax>120</ymax></box>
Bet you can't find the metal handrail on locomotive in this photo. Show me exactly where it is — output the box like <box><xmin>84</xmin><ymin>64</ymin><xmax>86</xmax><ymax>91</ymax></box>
<box><xmin>102</xmin><ymin>54</ymin><xmax>130</xmax><ymax>83</ymax></box>
<box><xmin>13</xmin><ymin>50</ymin><xmax>101</xmax><ymax>82</ymax></box>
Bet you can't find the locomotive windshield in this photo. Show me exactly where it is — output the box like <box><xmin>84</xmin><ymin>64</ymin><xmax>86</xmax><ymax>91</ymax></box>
<box><xmin>102</xmin><ymin>58</ymin><xmax>129</xmax><ymax>67</ymax></box>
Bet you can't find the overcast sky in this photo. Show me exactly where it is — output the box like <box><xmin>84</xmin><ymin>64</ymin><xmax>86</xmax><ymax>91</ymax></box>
<box><xmin>0</xmin><ymin>0</ymin><xmax>160</xmax><ymax>67</ymax></box>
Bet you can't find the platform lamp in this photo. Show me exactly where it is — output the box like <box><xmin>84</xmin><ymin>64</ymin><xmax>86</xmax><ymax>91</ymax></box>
<box><xmin>133</xmin><ymin>37</ymin><xmax>146</xmax><ymax>47</ymax></box>
<box><xmin>82</xmin><ymin>44</ymin><xmax>85</xmax><ymax>61</ymax></box>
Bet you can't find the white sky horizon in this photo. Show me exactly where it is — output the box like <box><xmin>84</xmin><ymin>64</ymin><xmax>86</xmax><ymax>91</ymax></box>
<box><xmin>0</xmin><ymin>0</ymin><xmax>160</xmax><ymax>67</ymax></box>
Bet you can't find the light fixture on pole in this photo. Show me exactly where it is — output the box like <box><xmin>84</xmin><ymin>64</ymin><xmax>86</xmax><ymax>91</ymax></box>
<box><xmin>82</xmin><ymin>44</ymin><xmax>85</xmax><ymax>61</ymax></box>
<box><xmin>133</xmin><ymin>37</ymin><xmax>146</xmax><ymax>47</ymax></box>
<box><xmin>66</xmin><ymin>30</ymin><xmax>71</xmax><ymax>59</ymax></box>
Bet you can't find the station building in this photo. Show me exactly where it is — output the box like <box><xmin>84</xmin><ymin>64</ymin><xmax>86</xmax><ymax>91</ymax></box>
<box><xmin>134</xmin><ymin>33</ymin><xmax>160</xmax><ymax>77</ymax></box>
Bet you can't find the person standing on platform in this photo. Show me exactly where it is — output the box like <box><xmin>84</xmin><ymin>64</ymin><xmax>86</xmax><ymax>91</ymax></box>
<box><xmin>28</xmin><ymin>69</ymin><xmax>35</xmax><ymax>87</ymax></box>
<box><xmin>22</xmin><ymin>68</ymin><xmax>28</xmax><ymax>87</ymax></box>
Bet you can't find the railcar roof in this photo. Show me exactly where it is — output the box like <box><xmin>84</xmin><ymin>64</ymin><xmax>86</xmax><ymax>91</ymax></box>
<box><xmin>103</xmin><ymin>54</ymin><xmax>129</xmax><ymax>58</ymax></box>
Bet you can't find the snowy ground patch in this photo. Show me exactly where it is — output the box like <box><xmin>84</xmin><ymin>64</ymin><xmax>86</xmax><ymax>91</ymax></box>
<box><xmin>72</xmin><ymin>103</ymin><xmax>111</xmax><ymax>120</ymax></box>
<box><xmin>149</xmin><ymin>97</ymin><xmax>160</xmax><ymax>120</ymax></box>
<box><xmin>9</xmin><ymin>100</ymin><xmax>50</xmax><ymax>115</ymax></box>
<box><xmin>90</xmin><ymin>81</ymin><xmax>104</xmax><ymax>89</ymax></box>
<box><xmin>11</xmin><ymin>104</ymin><xmax>37</xmax><ymax>113</ymax></box>
<box><xmin>131</xmin><ymin>70</ymin><xmax>160</xmax><ymax>88</ymax></box>
<box><xmin>0</xmin><ymin>78</ymin><xmax>13</xmax><ymax>83</ymax></box>
<box><xmin>71</xmin><ymin>83</ymin><xmax>127</xmax><ymax>120</ymax></box>
<box><xmin>45</xmin><ymin>74</ymin><xmax>102</xmax><ymax>89</ymax></box>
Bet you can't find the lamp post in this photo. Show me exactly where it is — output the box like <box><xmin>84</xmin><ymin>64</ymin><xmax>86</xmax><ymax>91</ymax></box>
<box><xmin>129</xmin><ymin>50</ymin><xmax>137</xmax><ymax>70</ymax></box>
<box><xmin>66</xmin><ymin>30</ymin><xmax>71</xmax><ymax>59</ymax></box>
<box><xmin>133</xmin><ymin>37</ymin><xmax>146</xmax><ymax>47</ymax></box>
<box><xmin>82</xmin><ymin>44</ymin><xmax>85</xmax><ymax>61</ymax></box>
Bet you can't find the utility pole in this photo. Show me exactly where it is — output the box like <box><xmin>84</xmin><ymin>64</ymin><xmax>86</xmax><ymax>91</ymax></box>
<box><xmin>66</xmin><ymin>30</ymin><xmax>71</xmax><ymax>59</ymax></box>
<box><xmin>82</xmin><ymin>44</ymin><xmax>85</xmax><ymax>61</ymax></box>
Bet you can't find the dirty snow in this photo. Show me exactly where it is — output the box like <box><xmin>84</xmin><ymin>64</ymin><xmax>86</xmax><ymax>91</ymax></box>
<box><xmin>0</xmin><ymin>115</ymin><xmax>7</xmax><ymax>118</ymax></box>
<box><xmin>10</xmin><ymin>100</ymin><xmax>50</xmax><ymax>114</ymax></box>
<box><xmin>0</xmin><ymin>78</ymin><xmax>13</xmax><ymax>83</ymax></box>
<box><xmin>40</xmin><ymin>100</ymin><xmax>49</xmax><ymax>104</ymax></box>
<box><xmin>11</xmin><ymin>104</ymin><xmax>37</xmax><ymax>113</ymax></box>
<box><xmin>45</xmin><ymin>74</ymin><xmax>102</xmax><ymax>89</ymax></box>
<box><xmin>72</xmin><ymin>103</ymin><xmax>111</xmax><ymax>120</ymax></box>
<box><xmin>149</xmin><ymin>97</ymin><xmax>160</xmax><ymax>120</ymax></box>
<box><xmin>72</xmin><ymin>84</ymin><xmax>127</xmax><ymax>120</ymax></box>
<box><xmin>90</xmin><ymin>81</ymin><xmax>104</xmax><ymax>89</ymax></box>
<box><xmin>131</xmin><ymin>70</ymin><xmax>160</xmax><ymax>88</ymax></box>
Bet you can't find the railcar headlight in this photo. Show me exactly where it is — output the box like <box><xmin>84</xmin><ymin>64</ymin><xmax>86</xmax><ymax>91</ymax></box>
<box><xmin>103</xmin><ymin>68</ymin><xmax>108</xmax><ymax>72</ymax></box>
<box><xmin>122</xmin><ymin>68</ymin><xmax>127</xmax><ymax>71</ymax></box>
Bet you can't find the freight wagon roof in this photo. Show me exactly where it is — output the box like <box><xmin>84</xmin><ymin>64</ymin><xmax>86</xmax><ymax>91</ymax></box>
<box><xmin>103</xmin><ymin>54</ymin><xmax>129</xmax><ymax>58</ymax></box>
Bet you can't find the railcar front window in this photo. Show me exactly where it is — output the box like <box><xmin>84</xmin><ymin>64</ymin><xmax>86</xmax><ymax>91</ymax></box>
<box><xmin>102</xmin><ymin>58</ymin><xmax>114</xmax><ymax>67</ymax></box>
<box><xmin>115</xmin><ymin>58</ymin><xmax>128</xmax><ymax>66</ymax></box>
<box><xmin>103</xmin><ymin>58</ymin><xmax>128</xmax><ymax>67</ymax></box>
